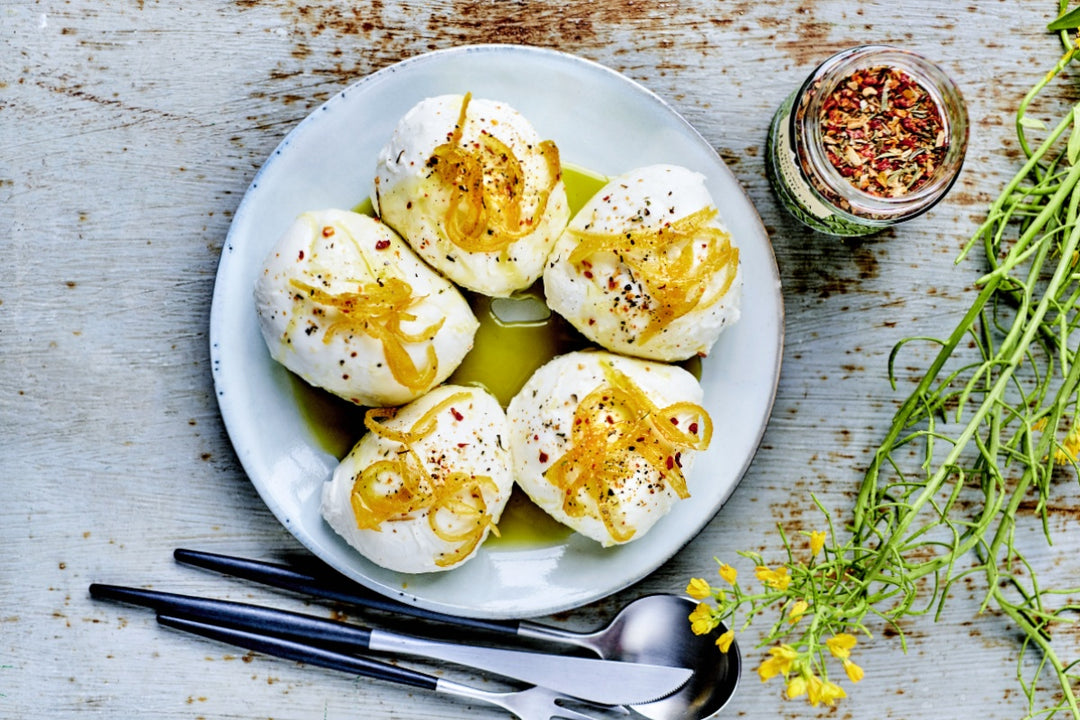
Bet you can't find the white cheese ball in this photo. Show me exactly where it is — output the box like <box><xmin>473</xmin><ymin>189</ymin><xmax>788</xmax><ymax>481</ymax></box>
<box><xmin>321</xmin><ymin>385</ymin><xmax>514</xmax><ymax>573</ymax></box>
<box><xmin>374</xmin><ymin>94</ymin><xmax>571</xmax><ymax>297</ymax></box>
<box><xmin>507</xmin><ymin>351</ymin><xmax>709</xmax><ymax>547</ymax></box>
<box><xmin>254</xmin><ymin>209</ymin><xmax>478</xmax><ymax>407</ymax></box>
<box><xmin>543</xmin><ymin>164</ymin><xmax>742</xmax><ymax>361</ymax></box>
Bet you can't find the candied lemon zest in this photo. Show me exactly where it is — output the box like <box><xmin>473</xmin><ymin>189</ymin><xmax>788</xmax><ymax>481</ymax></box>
<box><xmin>568</xmin><ymin>205</ymin><xmax>738</xmax><ymax>341</ymax></box>
<box><xmin>289</xmin><ymin>276</ymin><xmax>444</xmax><ymax>391</ymax></box>
<box><xmin>429</xmin><ymin>92</ymin><xmax>561</xmax><ymax>253</ymax></box>
<box><xmin>350</xmin><ymin>392</ymin><xmax>500</xmax><ymax>567</ymax></box>
<box><xmin>543</xmin><ymin>362</ymin><xmax>711</xmax><ymax>542</ymax></box>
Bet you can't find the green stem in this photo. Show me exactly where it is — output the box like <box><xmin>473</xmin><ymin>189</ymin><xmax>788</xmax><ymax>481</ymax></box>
<box><xmin>852</xmin><ymin>165</ymin><xmax>1080</xmax><ymax>613</ymax></box>
<box><xmin>1011</xmin><ymin>46</ymin><xmax>1079</xmax><ymax>170</ymax></box>
<box><xmin>993</xmin><ymin>584</ymin><xmax>1080</xmax><ymax>719</ymax></box>
<box><xmin>854</xmin><ymin>161</ymin><xmax>1080</xmax><ymax>536</ymax></box>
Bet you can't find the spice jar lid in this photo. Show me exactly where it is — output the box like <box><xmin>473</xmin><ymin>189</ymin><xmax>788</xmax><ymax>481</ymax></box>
<box><xmin>792</xmin><ymin>45</ymin><xmax>968</xmax><ymax>224</ymax></box>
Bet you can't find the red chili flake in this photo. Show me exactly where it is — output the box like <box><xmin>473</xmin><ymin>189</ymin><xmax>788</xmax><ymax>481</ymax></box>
<box><xmin>322</xmin><ymin>226</ymin><xmax>335</xmax><ymax>237</ymax></box>
<box><xmin>675</xmin><ymin>452</ymin><xmax>682</xmax><ymax>468</ymax></box>
<box><xmin>688</xmin><ymin>422</ymin><xmax>699</xmax><ymax>435</ymax></box>
<box><xmin>606</xmin><ymin>415</ymin><xmax>614</xmax><ymax>424</ymax></box>
<box><xmin>670</xmin><ymin>417</ymin><xmax>679</xmax><ymax>426</ymax></box>
<box><xmin>297</xmin><ymin>250</ymin><xmax>305</xmax><ymax>261</ymax></box>
<box><xmin>457</xmin><ymin>442</ymin><xmax>469</xmax><ymax>448</ymax></box>
<box><xmin>583</xmin><ymin>270</ymin><xmax>594</xmax><ymax>279</ymax></box>
<box><xmin>539</xmin><ymin>451</ymin><xmax>549</xmax><ymax>463</ymax></box>
<box><xmin>666</xmin><ymin>456</ymin><xmax>674</xmax><ymax>470</ymax></box>
<box><xmin>375</xmin><ymin>239</ymin><xmax>391</xmax><ymax>250</ymax></box>
<box><xmin>450</xmin><ymin>408</ymin><xmax>464</xmax><ymax>421</ymax></box>
<box><xmin>819</xmin><ymin>65</ymin><xmax>947</xmax><ymax>198</ymax></box>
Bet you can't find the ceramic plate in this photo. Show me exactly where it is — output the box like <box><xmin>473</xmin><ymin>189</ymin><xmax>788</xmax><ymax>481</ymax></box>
<box><xmin>210</xmin><ymin>44</ymin><xmax>783</xmax><ymax>619</ymax></box>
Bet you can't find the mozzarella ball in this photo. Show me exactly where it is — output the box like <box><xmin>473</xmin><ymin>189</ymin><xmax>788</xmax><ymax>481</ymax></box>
<box><xmin>254</xmin><ymin>209</ymin><xmax>479</xmax><ymax>407</ymax></box>
<box><xmin>507</xmin><ymin>351</ymin><xmax>711</xmax><ymax>547</ymax></box>
<box><xmin>543</xmin><ymin>164</ymin><xmax>742</xmax><ymax>361</ymax></box>
<box><xmin>374</xmin><ymin>94</ymin><xmax>571</xmax><ymax>297</ymax></box>
<box><xmin>321</xmin><ymin>385</ymin><xmax>514</xmax><ymax>573</ymax></box>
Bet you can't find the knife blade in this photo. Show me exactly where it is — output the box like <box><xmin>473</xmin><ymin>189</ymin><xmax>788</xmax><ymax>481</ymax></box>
<box><xmin>89</xmin><ymin>583</ymin><xmax>691</xmax><ymax>704</ymax></box>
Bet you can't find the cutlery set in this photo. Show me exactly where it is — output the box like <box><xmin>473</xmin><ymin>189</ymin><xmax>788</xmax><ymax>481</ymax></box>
<box><xmin>90</xmin><ymin>549</ymin><xmax>738</xmax><ymax>720</ymax></box>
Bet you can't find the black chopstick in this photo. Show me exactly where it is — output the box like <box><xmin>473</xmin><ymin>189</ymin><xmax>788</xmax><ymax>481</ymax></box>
<box><xmin>174</xmin><ymin>548</ymin><xmax>522</xmax><ymax>635</ymax></box>
<box><xmin>89</xmin><ymin>583</ymin><xmax>378</xmax><ymax>652</ymax></box>
<box><xmin>156</xmin><ymin>613</ymin><xmax>438</xmax><ymax>690</ymax></box>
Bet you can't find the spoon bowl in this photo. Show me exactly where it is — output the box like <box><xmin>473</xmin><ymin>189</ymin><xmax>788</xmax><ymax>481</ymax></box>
<box><xmin>518</xmin><ymin>594</ymin><xmax>741</xmax><ymax>720</ymax></box>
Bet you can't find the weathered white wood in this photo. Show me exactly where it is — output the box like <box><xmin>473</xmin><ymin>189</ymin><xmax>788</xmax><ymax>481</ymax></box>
<box><xmin>5</xmin><ymin>1</ymin><xmax>1080</xmax><ymax>718</ymax></box>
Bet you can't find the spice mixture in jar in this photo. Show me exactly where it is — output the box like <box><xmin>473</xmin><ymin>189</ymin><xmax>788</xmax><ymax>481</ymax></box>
<box><xmin>766</xmin><ymin>46</ymin><xmax>967</xmax><ymax>237</ymax></box>
<box><xmin>821</xmin><ymin>66</ymin><xmax>948</xmax><ymax>197</ymax></box>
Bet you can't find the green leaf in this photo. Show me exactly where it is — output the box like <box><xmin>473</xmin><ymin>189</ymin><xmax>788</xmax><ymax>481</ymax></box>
<box><xmin>1070</xmin><ymin>108</ymin><xmax>1080</xmax><ymax>165</ymax></box>
<box><xmin>1048</xmin><ymin>6</ymin><xmax>1080</xmax><ymax>30</ymax></box>
<box><xmin>1020</xmin><ymin>116</ymin><xmax>1047</xmax><ymax>130</ymax></box>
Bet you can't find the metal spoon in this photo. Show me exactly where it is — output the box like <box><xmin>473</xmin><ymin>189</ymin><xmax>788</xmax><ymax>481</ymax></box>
<box><xmin>516</xmin><ymin>594</ymin><xmax>740</xmax><ymax>720</ymax></box>
<box><xmin>175</xmin><ymin>549</ymin><xmax>741</xmax><ymax>719</ymax></box>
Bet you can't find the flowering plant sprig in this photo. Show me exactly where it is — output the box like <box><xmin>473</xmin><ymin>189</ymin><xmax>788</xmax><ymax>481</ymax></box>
<box><xmin>687</xmin><ymin>503</ymin><xmax>877</xmax><ymax>708</ymax></box>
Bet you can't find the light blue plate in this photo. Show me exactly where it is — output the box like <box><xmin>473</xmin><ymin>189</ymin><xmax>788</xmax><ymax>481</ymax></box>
<box><xmin>210</xmin><ymin>44</ymin><xmax>783</xmax><ymax>619</ymax></box>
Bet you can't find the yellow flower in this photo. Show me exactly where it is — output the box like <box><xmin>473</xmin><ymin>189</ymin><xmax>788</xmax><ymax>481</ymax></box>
<box><xmin>820</xmin><ymin>680</ymin><xmax>847</xmax><ymax>706</ymax></box>
<box><xmin>754</xmin><ymin>565</ymin><xmax>791</xmax><ymax>591</ymax></box>
<box><xmin>717</xmin><ymin>562</ymin><xmax>737</xmax><ymax>585</ymax></box>
<box><xmin>787</xmin><ymin>599</ymin><xmax>809</xmax><ymax>624</ymax></box>
<box><xmin>686</xmin><ymin>577</ymin><xmax>712</xmax><ymax>600</ymax></box>
<box><xmin>825</xmin><ymin>633</ymin><xmax>857</xmax><ymax>660</ymax></box>
<box><xmin>756</xmin><ymin>644</ymin><xmax>799</xmax><ymax>682</ymax></box>
<box><xmin>688</xmin><ymin>602</ymin><xmax>719</xmax><ymax>636</ymax></box>
<box><xmin>810</xmin><ymin>530</ymin><xmax>826</xmax><ymax>557</ymax></box>
<box><xmin>786</xmin><ymin>675</ymin><xmax>807</xmax><ymax>699</ymax></box>
<box><xmin>1055</xmin><ymin>422</ymin><xmax>1080</xmax><ymax>465</ymax></box>
<box><xmin>843</xmin><ymin>659</ymin><xmax>864</xmax><ymax>683</ymax></box>
<box><xmin>716</xmin><ymin>629</ymin><xmax>734</xmax><ymax>653</ymax></box>
<box><xmin>805</xmin><ymin>675</ymin><xmax>845</xmax><ymax>706</ymax></box>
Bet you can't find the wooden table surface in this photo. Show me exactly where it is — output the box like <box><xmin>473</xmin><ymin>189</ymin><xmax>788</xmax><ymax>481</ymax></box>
<box><xmin>7</xmin><ymin>1</ymin><xmax>1080</xmax><ymax>718</ymax></box>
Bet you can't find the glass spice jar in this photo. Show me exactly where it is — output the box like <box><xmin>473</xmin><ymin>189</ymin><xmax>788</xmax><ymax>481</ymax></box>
<box><xmin>766</xmin><ymin>45</ymin><xmax>968</xmax><ymax>237</ymax></box>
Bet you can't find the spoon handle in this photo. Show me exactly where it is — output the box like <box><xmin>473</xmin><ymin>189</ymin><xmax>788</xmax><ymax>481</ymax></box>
<box><xmin>516</xmin><ymin>619</ymin><xmax>604</xmax><ymax>654</ymax></box>
<box><xmin>174</xmin><ymin>548</ymin><xmax>524</xmax><ymax>636</ymax></box>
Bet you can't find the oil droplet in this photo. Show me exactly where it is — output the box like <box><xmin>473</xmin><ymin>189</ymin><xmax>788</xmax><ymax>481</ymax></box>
<box><xmin>562</xmin><ymin>163</ymin><xmax>609</xmax><ymax>213</ymax></box>
<box><xmin>289</xmin><ymin>374</ymin><xmax>366</xmax><ymax>459</ymax></box>
<box><xmin>489</xmin><ymin>487</ymin><xmax>573</xmax><ymax>547</ymax></box>
<box><xmin>448</xmin><ymin>286</ymin><xmax>589</xmax><ymax>407</ymax></box>
<box><xmin>351</xmin><ymin>196</ymin><xmax>375</xmax><ymax>216</ymax></box>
